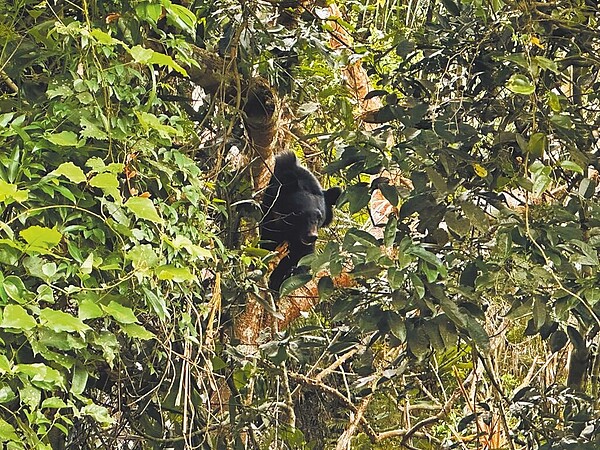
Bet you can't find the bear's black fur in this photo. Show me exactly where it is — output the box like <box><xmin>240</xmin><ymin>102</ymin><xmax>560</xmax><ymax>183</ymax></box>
<box><xmin>260</xmin><ymin>152</ymin><xmax>342</xmax><ymax>292</ymax></box>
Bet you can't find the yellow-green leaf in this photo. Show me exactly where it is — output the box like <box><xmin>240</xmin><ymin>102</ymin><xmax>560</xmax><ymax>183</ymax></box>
<box><xmin>53</xmin><ymin>162</ymin><xmax>87</xmax><ymax>183</ymax></box>
<box><xmin>102</xmin><ymin>301</ymin><xmax>138</xmax><ymax>324</ymax></box>
<box><xmin>120</xmin><ymin>323</ymin><xmax>155</xmax><ymax>340</ymax></box>
<box><xmin>20</xmin><ymin>225</ymin><xmax>62</xmax><ymax>251</ymax></box>
<box><xmin>0</xmin><ymin>304</ymin><xmax>37</xmax><ymax>330</ymax></box>
<box><xmin>40</xmin><ymin>308</ymin><xmax>92</xmax><ymax>334</ymax></box>
<box><xmin>125</xmin><ymin>196</ymin><xmax>163</xmax><ymax>224</ymax></box>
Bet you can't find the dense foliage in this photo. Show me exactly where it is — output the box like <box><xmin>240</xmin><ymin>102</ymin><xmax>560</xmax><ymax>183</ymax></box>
<box><xmin>1</xmin><ymin>0</ymin><xmax>600</xmax><ymax>449</ymax></box>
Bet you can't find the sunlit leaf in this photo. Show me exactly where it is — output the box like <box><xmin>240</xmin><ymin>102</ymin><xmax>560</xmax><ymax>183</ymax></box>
<box><xmin>40</xmin><ymin>308</ymin><xmax>91</xmax><ymax>334</ymax></box>
<box><xmin>20</xmin><ymin>225</ymin><xmax>62</xmax><ymax>251</ymax></box>
<box><xmin>125</xmin><ymin>196</ymin><xmax>164</xmax><ymax>224</ymax></box>
<box><xmin>507</xmin><ymin>74</ymin><xmax>535</xmax><ymax>95</ymax></box>
<box><xmin>0</xmin><ymin>304</ymin><xmax>36</xmax><ymax>330</ymax></box>
<box><xmin>52</xmin><ymin>162</ymin><xmax>87</xmax><ymax>183</ymax></box>
<box><xmin>102</xmin><ymin>301</ymin><xmax>138</xmax><ymax>324</ymax></box>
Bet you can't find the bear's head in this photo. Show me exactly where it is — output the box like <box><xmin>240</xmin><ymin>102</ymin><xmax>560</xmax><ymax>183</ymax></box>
<box><xmin>261</xmin><ymin>152</ymin><xmax>341</xmax><ymax>253</ymax></box>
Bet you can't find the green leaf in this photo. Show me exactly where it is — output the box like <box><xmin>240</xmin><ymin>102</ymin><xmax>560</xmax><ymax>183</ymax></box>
<box><xmin>547</xmin><ymin>91</ymin><xmax>561</xmax><ymax>112</ymax></box>
<box><xmin>135</xmin><ymin>111</ymin><xmax>180</xmax><ymax>139</ymax></box>
<box><xmin>20</xmin><ymin>225</ymin><xmax>62</xmax><ymax>252</ymax></box>
<box><xmin>102</xmin><ymin>301</ymin><xmax>138</xmax><ymax>324</ymax></box>
<box><xmin>46</xmin><ymin>130</ymin><xmax>79</xmax><ymax>147</ymax></box>
<box><xmin>507</xmin><ymin>74</ymin><xmax>535</xmax><ymax>95</ymax></box>
<box><xmin>89</xmin><ymin>171</ymin><xmax>116</xmax><ymax>188</ymax></box>
<box><xmin>550</xmin><ymin>113</ymin><xmax>574</xmax><ymax>129</ymax></box>
<box><xmin>125</xmin><ymin>196</ymin><xmax>164</xmax><ymax>224</ymax></box>
<box><xmin>559</xmin><ymin>160</ymin><xmax>584</xmax><ymax>175</ymax></box>
<box><xmin>147</xmin><ymin>51</ymin><xmax>188</xmax><ymax>76</ymax></box>
<box><xmin>120</xmin><ymin>323</ymin><xmax>155</xmax><ymax>340</ymax></box>
<box><xmin>0</xmin><ymin>355</ymin><xmax>11</xmax><ymax>374</ymax></box>
<box><xmin>142</xmin><ymin>286</ymin><xmax>169</xmax><ymax>322</ymax></box>
<box><xmin>81</xmin><ymin>403</ymin><xmax>114</xmax><ymax>425</ymax></box>
<box><xmin>41</xmin><ymin>397</ymin><xmax>67</xmax><ymax>408</ymax></box>
<box><xmin>52</xmin><ymin>162</ymin><xmax>87</xmax><ymax>183</ymax></box>
<box><xmin>91</xmin><ymin>29</ymin><xmax>121</xmax><ymax>45</ymax></box>
<box><xmin>78</xmin><ymin>298</ymin><xmax>104</xmax><ymax>320</ymax></box>
<box><xmin>155</xmin><ymin>265</ymin><xmax>195</xmax><ymax>282</ymax></box>
<box><xmin>71</xmin><ymin>365</ymin><xmax>89</xmax><ymax>395</ymax></box>
<box><xmin>1</xmin><ymin>305</ymin><xmax>37</xmax><ymax>330</ymax></box>
<box><xmin>528</xmin><ymin>133</ymin><xmax>547</xmax><ymax>159</ymax></box>
<box><xmin>40</xmin><ymin>308</ymin><xmax>91</xmax><ymax>334</ymax></box>
<box><xmin>317</xmin><ymin>276</ymin><xmax>334</xmax><ymax>300</ymax></box>
<box><xmin>460</xmin><ymin>201</ymin><xmax>489</xmax><ymax>232</ymax></box>
<box><xmin>3</xmin><ymin>276</ymin><xmax>34</xmax><ymax>303</ymax></box>
<box><xmin>16</xmin><ymin>363</ymin><xmax>65</xmax><ymax>389</ymax></box>
<box><xmin>0</xmin><ymin>417</ymin><xmax>19</xmax><ymax>442</ymax></box>
<box><xmin>0</xmin><ymin>179</ymin><xmax>28</xmax><ymax>203</ymax></box>
<box><xmin>532</xmin><ymin>56</ymin><xmax>558</xmax><ymax>73</ymax></box>
<box><xmin>128</xmin><ymin>45</ymin><xmax>154</xmax><ymax>63</ymax></box>
<box><xmin>280</xmin><ymin>273</ymin><xmax>312</xmax><ymax>297</ymax></box>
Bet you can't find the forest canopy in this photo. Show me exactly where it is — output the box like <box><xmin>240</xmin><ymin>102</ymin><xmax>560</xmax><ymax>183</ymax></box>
<box><xmin>1</xmin><ymin>0</ymin><xmax>600</xmax><ymax>449</ymax></box>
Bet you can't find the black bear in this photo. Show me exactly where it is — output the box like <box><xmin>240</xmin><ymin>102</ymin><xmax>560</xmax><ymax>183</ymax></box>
<box><xmin>260</xmin><ymin>152</ymin><xmax>342</xmax><ymax>292</ymax></box>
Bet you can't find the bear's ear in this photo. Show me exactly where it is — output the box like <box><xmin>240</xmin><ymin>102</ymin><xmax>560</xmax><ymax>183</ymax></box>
<box><xmin>274</xmin><ymin>151</ymin><xmax>298</xmax><ymax>173</ymax></box>
<box><xmin>324</xmin><ymin>186</ymin><xmax>342</xmax><ymax>206</ymax></box>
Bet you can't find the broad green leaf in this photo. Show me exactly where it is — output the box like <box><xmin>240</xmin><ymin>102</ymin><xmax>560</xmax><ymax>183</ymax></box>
<box><xmin>16</xmin><ymin>363</ymin><xmax>65</xmax><ymax>389</ymax></box>
<box><xmin>127</xmin><ymin>244</ymin><xmax>160</xmax><ymax>270</ymax></box>
<box><xmin>532</xmin><ymin>56</ymin><xmax>558</xmax><ymax>73</ymax></box>
<box><xmin>70</xmin><ymin>365</ymin><xmax>88</xmax><ymax>395</ymax></box>
<box><xmin>120</xmin><ymin>323</ymin><xmax>155</xmax><ymax>340</ymax></box>
<box><xmin>0</xmin><ymin>384</ymin><xmax>16</xmax><ymax>404</ymax></box>
<box><xmin>155</xmin><ymin>264</ymin><xmax>195</xmax><ymax>282</ymax></box>
<box><xmin>280</xmin><ymin>273</ymin><xmax>312</xmax><ymax>297</ymax></box>
<box><xmin>1</xmin><ymin>305</ymin><xmax>36</xmax><ymax>330</ymax></box>
<box><xmin>89</xmin><ymin>172</ymin><xmax>121</xmax><ymax>202</ymax></box>
<box><xmin>90</xmin><ymin>29</ymin><xmax>121</xmax><ymax>45</ymax></box>
<box><xmin>3</xmin><ymin>276</ymin><xmax>34</xmax><ymax>303</ymax></box>
<box><xmin>460</xmin><ymin>201</ymin><xmax>489</xmax><ymax>232</ymax></box>
<box><xmin>579</xmin><ymin>178</ymin><xmax>596</xmax><ymax>199</ymax></box>
<box><xmin>507</xmin><ymin>74</ymin><xmax>535</xmax><ymax>95</ymax></box>
<box><xmin>0</xmin><ymin>355</ymin><xmax>11</xmax><ymax>374</ymax></box>
<box><xmin>0</xmin><ymin>417</ymin><xmax>19</xmax><ymax>441</ymax></box>
<box><xmin>560</xmin><ymin>160</ymin><xmax>584</xmax><ymax>175</ymax></box>
<box><xmin>40</xmin><ymin>308</ymin><xmax>91</xmax><ymax>333</ymax></box>
<box><xmin>89</xmin><ymin>172</ymin><xmax>118</xmax><ymax>189</ymax></box>
<box><xmin>135</xmin><ymin>111</ymin><xmax>180</xmax><ymax>138</ymax></box>
<box><xmin>102</xmin><ymin>301</ymin><xmax>138</xmax><ymax>324</ymax></box>
<box><xmin>547</xmin><ymin>91</ymin><xmax>561</xmax><ymax>112</ymax></box>
<box><xmin>79</xmin><ymin>298</ymin><xmax>104</xmax><ymax>320</ymax></box>
<box><xmin>528</xmin><ymin>133</ymin><xmax>547</xmax><ymax>158</ymax></box>
<box><xmin>445</xmin><ymin>211</ymin><xmax>471</xmax><ymax>236</ymax></box>
<box><xmin>128</xmin><ymin>45</ymin><xmax>154</xmax><ymax>63</ymax></box>
<box><xmin>125</xmin><ymin>196</ymin><xmax>164</xmax><ymax>224</ymax></box>
<box><xmin>46</xmin><ymin>130</ymin><xmax>79</xmax><ymax>147</ymax></box>
<box><xmin>531</xmin><ymin>167</ymin><xmax>552</xmax><ymax>197</ymax></box>
<box><xmin>0</xmin><ymin>179</ymin><xmax>28</xmax><ymax>203</ymax></box>
<box><xmin>52</xmin><ymin>162</ymin><xmax>87</xmax><ymax>183</ymax></box>
<box><xmin>81</xmin><ymin>403</ymin><xmax>114</xmax><ymax>425</ymax></box>
<box><xmin>426</xmin><ymin>167</ymin><xmax>448</xmax><ymax>193</ymax></box>
<box><xmin>135</xmin><ymin>2</ymin><xmax>162</xmax><ymax>22</ymax></box>
<box><xmin>532</xmin><ymin>297</ymin><xmax>547</xmax><ymax>331</ymax></box>
<box><xmin>20</xmin><ymin>225</ymin><xmax>62</xmax><ymax>251</ymax></box>
<box><xmin>550</xmin><ymin>113</ymin><xmax>574</xmax><ymax>129</ymax></box>
<box><xmin>465</xmin><ymin>320</ymin><xmax>490</xmax><ymax>353</ymax></box>
<box><xmin>344</xmin><ymin>228</ymin><xmax>381</xmax><ymax>248</ymax></box>
<box><xmin>41</xmin><ymin>397</ymin><xmax>67</xmax><ymax>408</ymax></box>
<box><xmin>142</xmin><ymin>286</ymin><xmax>169</xmax><ymax>322</ymax></box>
<box><xmin>317</xmin><ymin>276</ymin><xmax>334</xmax><ymax>300</ymax></box>
<box><xmin>19</xmin><ymin>385</ymin><xmax>40</xmax><ymax>408</ymax></box>
<box><xmin>147</xmin><ymin>51</ymin><xmax>188</xmax><ymax>76</ymax></box>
